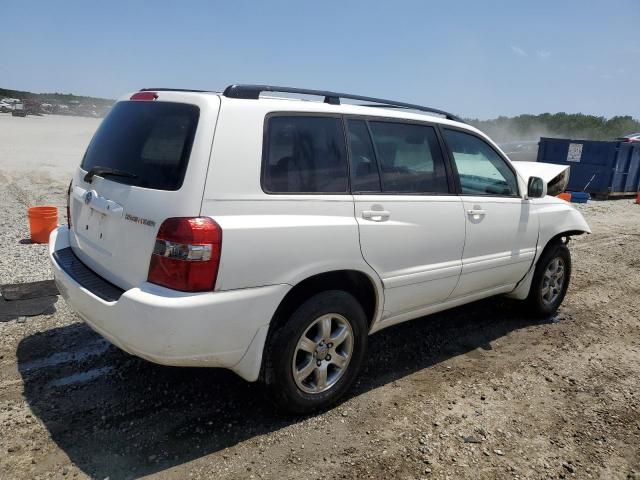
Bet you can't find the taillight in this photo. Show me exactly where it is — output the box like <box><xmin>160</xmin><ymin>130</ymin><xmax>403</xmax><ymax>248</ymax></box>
<box><xmin>147</xmin><ymin>217</ymin><xmax>222</xmax><ymax>292</ymax></box>
<box><xmin>66</xmin><ymin>180</ymin><xmax>72</xmax><ymax>227</ymax></box>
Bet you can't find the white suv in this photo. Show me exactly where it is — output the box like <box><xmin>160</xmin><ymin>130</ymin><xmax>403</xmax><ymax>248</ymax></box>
<box><xmin>49</xmin><ymin>85</ymin><xmax>590</xmax><ymax>413</ymax></box>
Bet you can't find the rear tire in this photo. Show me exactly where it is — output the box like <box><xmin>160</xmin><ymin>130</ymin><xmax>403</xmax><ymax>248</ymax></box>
<box><xmin>263</xmin><ymin>290</ymin><xmax>368</xmax><ymax>415</ymax></box>
<box><xmin>526</xmin><ymin>241</ymin><xmax>571</xmax><ymax>317</ymax></box>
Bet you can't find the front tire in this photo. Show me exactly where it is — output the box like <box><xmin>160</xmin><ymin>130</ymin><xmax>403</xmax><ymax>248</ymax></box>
<box><xmin>526</xmin><ymin>241</ymin><xmax>572</xmax><ymax>317</ymax></box>
<box><xmin>263</xmin><ymin>290</ymin><xmax>368</xmax><ymax>414</ymax></box>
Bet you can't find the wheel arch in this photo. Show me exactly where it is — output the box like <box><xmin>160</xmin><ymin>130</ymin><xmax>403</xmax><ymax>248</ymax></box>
<box><xmin>507</xmin><ymin>228</ymin><xmax>586</xmax><ymax>301</ymax></box>
<box><xmin>256</xmin><ymin>269</ymin><xmax>381</xmax><ymax>380</ymax></box>
<box><xmin>552</xmin><ymin>228</ymin><xmax>588</xmax><ymax>239</ymax></box>
<box><xmin>544</xmin><ymin>229</ymin><xmax>588</xmax><ymax>249</ymax></box>
<box><xmin>272</xmin><ymin>269</ymin><xmax>381</xmax><ymax>333</ymax></box>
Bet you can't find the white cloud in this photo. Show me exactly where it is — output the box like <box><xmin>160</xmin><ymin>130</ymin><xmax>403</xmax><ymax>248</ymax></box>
<box><xmin>510</xmin><ymin>46</ymin><xmax>527</xmax><ymax>56</ymax></box>
<box><xmin>536</xmin><ymin>50</ymin><xmax>551</xmax><ymax>59</ymax></box>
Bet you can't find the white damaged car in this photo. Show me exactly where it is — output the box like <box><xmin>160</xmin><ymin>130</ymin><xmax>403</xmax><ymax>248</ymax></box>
<box><xmin>49</xmin><ymin>85</ymin><xmax>590</xmax><ymax>413</ymax></box>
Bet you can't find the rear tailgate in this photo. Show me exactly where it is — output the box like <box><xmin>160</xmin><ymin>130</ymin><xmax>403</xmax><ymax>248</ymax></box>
<box><xmin>68</xmin><ymin>91</ymin><xmax>220</xmax><ymax>290</ymax></box>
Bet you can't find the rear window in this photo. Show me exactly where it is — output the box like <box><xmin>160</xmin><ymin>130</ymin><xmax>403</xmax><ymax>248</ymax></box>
<box><xmin>263</xmin><ymin>116</ymin><xmax>349</xmax><ymax>193</ymax></box>
<box><xmin>81</xmin><ymin>101</ymin><xmax>199</xmax><ymax>191</ymax></box>
<box><xmin>348</xmin><ymin>119</ymin><xmax>449</xmax><ymax>194</ymax></box>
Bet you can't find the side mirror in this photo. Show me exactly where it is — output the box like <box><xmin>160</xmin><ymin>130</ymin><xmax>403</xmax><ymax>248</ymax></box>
<box><xmin>527</xmin><ymin>176</ymin><xmax>547</xmax><ymax>199</ymax></box>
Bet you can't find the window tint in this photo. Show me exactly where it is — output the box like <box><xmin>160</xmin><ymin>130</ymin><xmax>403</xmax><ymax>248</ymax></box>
<box><xmin>367</xmin><ymin>121</ymin><xmax>449</xmax><ymax>194</ymax></box>
<box><xmin>82</xmin><ymin>101</ymin><xmax>199</xmax><ymax>191</ymax></box>
<box><xmin>264</xmin><ymin>116</ymin><xmax>348</xmax><ymax>193</ymax></box>
<box><xmin>347</xmin><ymin>120</ymin><xmax>381</xmax><ymax>192</ymax></box>
<box><xmin>444</xmin><ymin>129</ymin><xmax>519</xmax><ymax>196</ymax></box>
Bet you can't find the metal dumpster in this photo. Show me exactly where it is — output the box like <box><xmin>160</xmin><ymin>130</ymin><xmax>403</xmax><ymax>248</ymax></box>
<box><xmin>537</xmin><ymin>137</ymin><xmax>640</xmax><ymax>198</ymax></box>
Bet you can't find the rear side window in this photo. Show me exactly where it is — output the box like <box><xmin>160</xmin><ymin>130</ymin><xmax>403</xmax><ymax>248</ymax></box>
<box><xmin>263</xmin><ymin>116</ymin><xmax>348</xmax><ymax>193</ymax></box>
<box><xmin>443</xmin><ymin>129</ymin><xmax>519</xmax><ymax>196</ymax></box>
<box><xmin>348</xmin><ymin>120</ymin><xmax>449</xmax><ymax>194</ymax></box>
<box><xmin>81</xmin><ymin>101</ymin><xmax>199</xmax><ymax>191</ymax></box>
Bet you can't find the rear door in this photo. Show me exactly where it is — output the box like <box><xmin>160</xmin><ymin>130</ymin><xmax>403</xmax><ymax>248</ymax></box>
<box><xmin>442</xmin><ymin>127</ymin><xmax>538</xmax><ymax>298</ymax></box>
<box><xmin>69</xmin><ymin>92</ymin><xmax>220</xmax><ymax>290</ymax></box>
<box><xmin>348</xmin><ymin>118</ymin><xmax>465</xmax><ymax>319</ymax></box>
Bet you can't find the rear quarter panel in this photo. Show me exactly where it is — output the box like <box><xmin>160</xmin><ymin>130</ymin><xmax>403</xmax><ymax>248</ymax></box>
<box><xmin>201</xmin><ymin>99</ymin><xmax>382</xmax><ymax>294</ymax></box>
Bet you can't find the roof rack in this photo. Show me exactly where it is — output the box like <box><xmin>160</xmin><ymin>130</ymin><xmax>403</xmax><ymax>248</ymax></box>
<box><xmin>222</xmin><ymin>84</ymin><xmax>465</xmax><ymax>123</ymax></box>
<box><xmin>140</xmin><ymin>87</ymin><xmax>212</xmax><ymax>93</ymax></box>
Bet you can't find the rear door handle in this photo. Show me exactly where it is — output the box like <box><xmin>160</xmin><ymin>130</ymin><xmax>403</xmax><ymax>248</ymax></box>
<box><xmin>467</xmin><ymin>209</ymin><xmax>486</xmax><ymax>216</ymax></box>
<box><xmin>362</xmin><ymin>210</ymin><xmax>391</xmax><ymax>222</ymax></box>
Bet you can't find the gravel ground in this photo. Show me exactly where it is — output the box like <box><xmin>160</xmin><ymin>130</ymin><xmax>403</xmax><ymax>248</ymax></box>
<box><xmin>1</xmin><ymin>114</ymin><xmax>639</xmax><ymax>480</ymax></box>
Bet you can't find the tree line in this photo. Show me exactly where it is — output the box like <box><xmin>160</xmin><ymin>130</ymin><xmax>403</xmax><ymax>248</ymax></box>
<box><xmin>0</xmin><ymin>87</ymin><xmax>113</xmax><ymax>107</ymax></box>
<box><xmin>468</xmin><ymin>113</ymin><xmax>640</xmax><ymax>142</ymax></box>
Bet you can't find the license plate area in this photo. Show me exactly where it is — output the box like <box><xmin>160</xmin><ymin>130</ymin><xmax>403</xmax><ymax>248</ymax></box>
<box><xmin>72</xmin><ymin>186</ymin><xmax>124</xmax><ymax>255</ymax></box>
<box><xmin>81</xmin><ymin>207</ymin><xmax>109</xmax><ymax>243</ymax></box>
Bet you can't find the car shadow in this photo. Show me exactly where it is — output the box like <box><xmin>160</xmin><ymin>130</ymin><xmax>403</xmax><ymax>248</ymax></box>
<box><xmin>17</xmin><ymin>297</ymin><xmax>555</xmax><ymax>479</ymax></box>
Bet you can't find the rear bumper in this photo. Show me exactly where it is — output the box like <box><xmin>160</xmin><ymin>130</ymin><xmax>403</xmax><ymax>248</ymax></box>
<box><xmin>48</xmin><ymin>226</ymin><xmax>289</xmax><ymax>381</ymax></box>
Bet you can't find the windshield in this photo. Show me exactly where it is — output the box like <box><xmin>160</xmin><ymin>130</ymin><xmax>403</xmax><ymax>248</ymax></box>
<box><xmin>81</xmin><ymin>101</ymin><xmax>200</xmax><ymax>190</ymax></box>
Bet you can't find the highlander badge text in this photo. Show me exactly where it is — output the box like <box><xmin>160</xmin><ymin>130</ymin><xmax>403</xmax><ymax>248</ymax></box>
<box><xmin>125</xmin><ymin>214</ymin><xmax>156</xmax><ymax>227</ymax></box>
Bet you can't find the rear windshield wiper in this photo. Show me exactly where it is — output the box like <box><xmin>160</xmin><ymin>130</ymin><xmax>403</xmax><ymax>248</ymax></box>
<box><xmin>84</xmin><ymin>166</ymin><xmax>138</xmax><ymax>183</ymax></box>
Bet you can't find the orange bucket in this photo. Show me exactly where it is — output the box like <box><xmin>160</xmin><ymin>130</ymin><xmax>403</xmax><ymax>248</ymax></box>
<box><xmin>557</xmin><ymin>192</ymin><xmax>572</xmax><ymax>202</ymax></box>
<box><xmin>28</xmin><ymin>206</ymin><xmax>58</xmax><ymax>243</ymax></box>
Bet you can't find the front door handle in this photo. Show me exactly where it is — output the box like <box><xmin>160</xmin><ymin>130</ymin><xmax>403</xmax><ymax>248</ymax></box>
<box><xmin>362</xmin><ymin>210</ymin><xmax>391</xmax><ymax>222</ymax></box>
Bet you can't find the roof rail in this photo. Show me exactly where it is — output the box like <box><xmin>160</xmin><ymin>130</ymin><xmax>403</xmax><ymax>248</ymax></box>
<box><xmin>139</xmin><ymin>88</ymin><xmax>211</xmax><ymax>93</ymax></box>
<box><xmin>222</xmin><ymin>84</ymin><xmax>465</xmax><ymax>123</ymax></box>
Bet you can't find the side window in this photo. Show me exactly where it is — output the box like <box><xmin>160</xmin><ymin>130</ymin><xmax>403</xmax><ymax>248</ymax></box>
<box><xmin>348</xmin><ymin>120</ymin><xmax>449</xmax><ymax>194</ymax></box>
<box><xmin>368</xmin><ymin>121</ymin><xmax>449</xmax><ymax>194</ymax></box>
<box><xmin>443</xmin><ymin>129</ymin><xmax>519</xmax><ymax>196</ymax></box>
<box><xmin>347</xmin><ymin>120</ymin><xmax>381</xmax><ymax>192</ymax></box>
<box><xmin>263</xmin><ymin>116</ymin><xmax>348</xmax><ymax>193</ymax></box>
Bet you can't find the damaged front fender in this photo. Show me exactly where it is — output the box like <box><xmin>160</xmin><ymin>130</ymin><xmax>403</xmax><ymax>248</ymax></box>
<box><xmin>507</xmin><ymin>197</ymin><xmax>590</xmax><ymax>300</ymax></box>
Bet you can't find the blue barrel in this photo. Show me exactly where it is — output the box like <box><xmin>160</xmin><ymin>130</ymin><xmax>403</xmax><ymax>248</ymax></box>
<box><xmin>568</xmin><ymin>191</ymin><xmax>590</xmax><ymax>203</ymax></box>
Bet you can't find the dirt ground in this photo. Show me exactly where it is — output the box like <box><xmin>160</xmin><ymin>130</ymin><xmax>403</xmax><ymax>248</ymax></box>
<box><xmin>0</xmin><ymin>113</ymin><xmax>639</xmax><ymax>480</ymax></box>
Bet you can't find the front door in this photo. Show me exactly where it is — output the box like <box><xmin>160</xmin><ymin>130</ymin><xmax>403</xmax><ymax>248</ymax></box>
<box><xmin>442</xmin><ymin>128</ymin><xmax>539</xmax><ymax>298</ymax></box>
<box><xmin>347</xmin><ymin>118</ymin><xmax>465</xmax><ymax>318</ymax></box>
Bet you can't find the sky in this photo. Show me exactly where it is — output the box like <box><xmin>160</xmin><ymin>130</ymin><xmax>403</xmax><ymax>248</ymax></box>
<box><xmin>1</xmin><ymin>0</ymin><xmax>638</xmax><ymax>119</ymax></box>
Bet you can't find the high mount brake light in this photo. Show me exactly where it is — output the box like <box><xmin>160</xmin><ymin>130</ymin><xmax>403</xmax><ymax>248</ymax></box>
<box><xmin>130</xmin><ymin>91</ymin><xmax>158</xmax><ymax>101</ymax></box>
<box><xmin>147</xmin><ymin>217</ymin><xmax>222</xmax><ymax>292</ymax></box>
